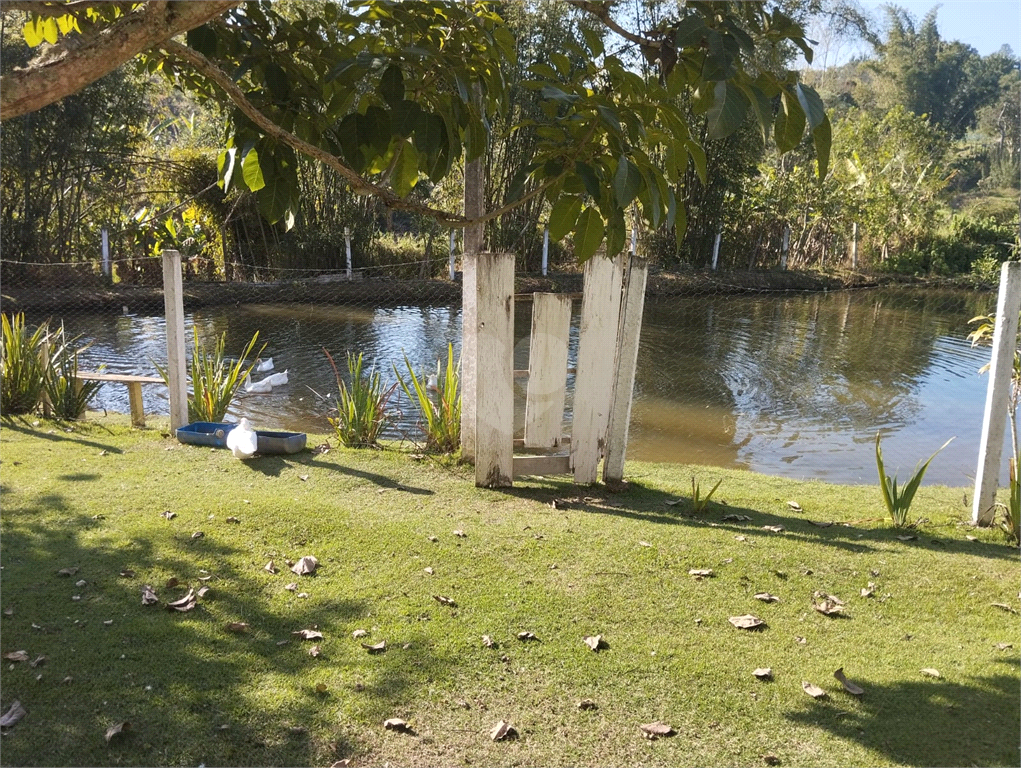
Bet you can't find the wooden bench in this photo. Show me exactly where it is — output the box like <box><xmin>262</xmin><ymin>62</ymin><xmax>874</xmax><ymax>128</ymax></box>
<box><xmin>75</xmin><ymin>372</ymin><xmax>165</xmax><ymax>427</ymax></box>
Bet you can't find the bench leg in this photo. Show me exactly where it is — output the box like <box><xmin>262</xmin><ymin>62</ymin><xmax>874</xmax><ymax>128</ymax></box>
<box><xmin>127</xmin><ymin>382</ymin><xmax>145</xmax><ymax>427</ymax></box>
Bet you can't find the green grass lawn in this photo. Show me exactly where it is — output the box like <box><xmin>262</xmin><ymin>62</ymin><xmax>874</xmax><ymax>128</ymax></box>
<box><xmin>1</xmin><ymin>414</ymin><xmax>1018</xmax><ymax>767</ymax></box>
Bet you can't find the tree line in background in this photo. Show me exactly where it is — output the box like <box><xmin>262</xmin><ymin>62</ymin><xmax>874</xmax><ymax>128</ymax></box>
<box><xmin>0</xmin><ymin>0</ymin><xmax>1017</xmax><ymax>288</ymax></box>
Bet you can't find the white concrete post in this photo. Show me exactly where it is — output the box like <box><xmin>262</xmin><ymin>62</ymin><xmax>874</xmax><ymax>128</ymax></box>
<box><xmin>973</xmin><ymin>261</ymin><xmax>1021</xmax><ymax>525</ymax></box>
<box><xmin>780</xmin><ymin>226</ymin><xmax>790</xmax><ymax>270</ymax></box>
<box><xmin>101</xmin><ymin>228</ymin><xmax>110</xmax><ymax>279</ymax></box>
<box><xmin>162</xmin><ymin>249</ymin><xmax>189</xmax><ymax>430</ymax></box>
<box><xmin>449</xmin><ymin>230</ymin><xmax>456</xmax><ymax>280</ymax></box>
<box><xmin>344</xmin><ymin>227</ymin><xmax>352</xmax><ymax>280</ymax></box>
<box><xmin>542</xmin><ymin>227</ymin><xmax>549</xmax><ymax>276</ymax></box>
<box><xmin>851</xmin><ymin>222</ymin><xmax>858</xmax><ymax>269</ymax></box>
<box><xmin>461</xmin><ymin>144</ymin><xmax>485</xmax><ymax>462</ymax></box>
<box><xmin>711</xmin><ymin>231</ymin><xmax>722</xmax><ymax>271</ymax></box>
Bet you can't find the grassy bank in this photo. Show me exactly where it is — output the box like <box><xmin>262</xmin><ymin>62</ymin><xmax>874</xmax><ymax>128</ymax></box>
<box><xmin>0</xmin><ymin>415</ymin><xmax>1017</xmax><ymax>767</ymax></box>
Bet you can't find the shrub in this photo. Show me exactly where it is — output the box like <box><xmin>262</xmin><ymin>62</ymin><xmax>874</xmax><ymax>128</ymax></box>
<box><xmin>43</xmin><ymin>324</ymin><xmax>104</xmax><ymax>420</ymax></box>
<box><xmin>326</xmin><ymin>350</ymin><xmax>394</xmax><ymax>447</ymax></box>
<box><xmin>394</xmin><ymin>343</ymin><xmax>460</xmax><ymax>454</ymax></box>
<box><xmin>1</xmin><ymin>313</ymin><xmax>49</xmax><ymax>415</ymax></box>
<box><xmin>876</xmin><ymin>433</ymin><xmax>953</xmax><ymax>527</ymax></box>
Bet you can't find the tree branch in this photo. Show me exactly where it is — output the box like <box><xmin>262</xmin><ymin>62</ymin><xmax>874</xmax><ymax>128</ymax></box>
<box><xmin>566</xmin><ymin>0</ymin><xmax>660</xmax><ymax>50</ymax></box>
<box><xmin>0</xmin><ymin>0</ymin><xmax>239</xmax><ymax>121</ymax></box>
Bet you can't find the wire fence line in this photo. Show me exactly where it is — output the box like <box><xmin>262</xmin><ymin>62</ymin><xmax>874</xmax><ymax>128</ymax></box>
<box><xmin>0</xmin><ymin>250</ymin><xmax>1005</xmax><ymax>488</ymax></box>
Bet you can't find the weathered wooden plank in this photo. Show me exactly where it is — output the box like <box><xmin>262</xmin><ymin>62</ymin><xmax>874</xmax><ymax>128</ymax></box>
<box><xmin>524</xmin><ymin>293</ymin><xmax>572</xmax><ymax>449</ymax></box>
<box><xmin>127</xmin><ymin>381</ymin><xmax>145</xmax><ymax>427</ymax></box>
<box><xmin>513</xmin><ymin>454</ymin><xmax>571</xmax><ymax>478</ymax></box>
<box><xmin>161</xmin><ymin>249</ymin><xmax>189</xmax><ymax>431</ymax></box>
<box><xmin>571</xmin><ymin>252</ymin><xmax>625</xmax><ymax>484</ymax></box>
<box><xmin>474</xmin><ymin>252</ymin><xmax>515</xmax><ymax>487</ymax></box>
<box><xmin>973</xmin><ymin>261</ymin><xmax>1021</xmax><ymax>525</ymax></box>
<box><xmin>603</xmin><ymin>256</ymin><xmax>649</xmax><ymax>485</ymax></box>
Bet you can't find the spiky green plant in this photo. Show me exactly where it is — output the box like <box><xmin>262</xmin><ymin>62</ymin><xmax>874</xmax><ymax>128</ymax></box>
<box><xmin>43</xmin><ymin>323</ymin><xmax>104</xmax><ymax>420</ymax></box>
<box><xmin>691</xmin><ymin>476</ymin><xmax>723</xmax><ymax>513</ymax></box>
<box><xmin>394</xmin><ymin>344</ymin><xmax>460</xmax><ymax>454</ymax></box>
<box><xmin>1001</xmin><ymin>458</ymin><xmax>1021</xmax><ymax>544</ymax></box>
<box><xmin>1</xmin><ymin>312</ymin><xmax>49</xmax><ymax>415</ymax></box>
<box><xmin>876</xmin><ymin>433</ymin><xmax>954</xmax><ymax>527</ymax></box>
<box><xmin>156</xmin><ymin>329</ymin><xmax>263</xmax><ymax>423</ymax></box>
<box><xmin>326</xmin><ymin>350</ymin><xmax>394</xmax><ymax>448</ymax></box>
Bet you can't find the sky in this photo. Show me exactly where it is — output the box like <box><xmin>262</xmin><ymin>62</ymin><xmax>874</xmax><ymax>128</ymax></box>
<box><xmin>805</xmin><ymin>0</ymin><xmax>1020</xmax><ymax>68</ymax></box>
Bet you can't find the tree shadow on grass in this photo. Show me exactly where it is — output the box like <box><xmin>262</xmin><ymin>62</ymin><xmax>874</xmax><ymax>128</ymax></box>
<box><xmin>501</xmin><ymin>476</ymin><xmax>1020</xmax><ymax>561</ymax></box>
<box><xmin>0</xmin><ymin>495</ymin><xmax>449</xmax><ymax>767</ymax></box>
<box><xmin>2</xmin><ymin>418</ymin><xmax>124</xmax><ymax>454</ymax></box>
<box><xmin>784</xmin><ymin>666</ymin><xmax>1020</xmax><ymax>767</ymax></box>
<box><xmin>236</xmin><ymin>451</ymin><xmax>434</xmax><ymax>495</ymax></box>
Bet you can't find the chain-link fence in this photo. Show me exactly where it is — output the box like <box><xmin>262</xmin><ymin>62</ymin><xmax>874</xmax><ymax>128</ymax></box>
<box><xmin>1</xmin><ymin>245</ymin><xmax>1006</xmax><ymax>488</ymax></box>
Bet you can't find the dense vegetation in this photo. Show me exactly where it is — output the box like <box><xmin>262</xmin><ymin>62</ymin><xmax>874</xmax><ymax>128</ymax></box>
<box><xmin>0</xmin><ymin>0</ymin><xmax>1017</xmax><ymax>286</ymax></box>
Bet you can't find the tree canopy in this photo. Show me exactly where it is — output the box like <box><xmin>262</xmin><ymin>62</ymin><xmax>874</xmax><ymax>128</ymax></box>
<box><xmin>1</xmin><ymin>0</ymin><xmax>831</xmax><ymax>260</ymax></box>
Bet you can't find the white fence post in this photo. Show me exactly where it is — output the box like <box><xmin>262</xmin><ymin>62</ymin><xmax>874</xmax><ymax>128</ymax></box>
<box><xmin>851</xmin><ymin>222</ymin><xmax>858</xmax><ymax>269</ymax></box>
<box><xmin>461</xmin><ymin>141</ymin><xmax>485</xmax><ymax>463</ymax></box>
<box><xmin>542</xmin><ymin>227</ymin><xmax>549</xmax><ymax>276</ymax></box>
<box><xmin>344</xmin><ymin>227</ymin><xmax>352</xmax><ymax>280</ymax></box>
<box><xmin>101</xmin><ymin>228</ymin><xmax>110</xmax><ymax>279</ymax></box>
<box><xmin>711</xmin><ymin>231</ymin><xmax>721</xmax><ymax>271</ymax></box>
<box><xmin>449</xmin><ymin>230</ymin><xmax>456</xmax><ymax>280</ymax></box>
<box><xmin>161</xmin><ymin>249</ymin><xmax>189</xmax><ymax>431</ymax></box>
<box><xmin>780</xmin><ymin>226</ymin><xmax>789</xmax><ymax>270</ymax></box>
<box><xmin>973</xmin><ymin>261</ymin><xmax>1021</xmax><ymax>525</ymax></box>
<box><xmin>524</xmin><ymin>293</ymin><xmax>572</xmax><ymax>449</ymax></box>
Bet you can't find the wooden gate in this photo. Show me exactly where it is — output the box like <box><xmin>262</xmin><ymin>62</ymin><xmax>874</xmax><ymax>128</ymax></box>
<box><xmin>469</xmin><ymin>251</ymin><xmax>648</xmax><ymax>487</ymax></box>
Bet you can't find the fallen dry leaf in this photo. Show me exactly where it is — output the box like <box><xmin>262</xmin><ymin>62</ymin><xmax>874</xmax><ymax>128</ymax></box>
<box><xmin>284</xmin><ymin>582</ymin><xmax>298</xmax><ymax>592</ymax></box>
<box><xmin>160</xmin><ymin>511</ymin><xmax>176</xmax><ymax>520</ymax></box>
<box><xmin>763</xmin><ymin>525</ymin><xmax>785</xmax><ymax>533</ymax></box>
<box><xmin>427</xmin><ymin>535</ymin><xmax>439</xmax><ymax>542</ymax></box>
<box><xmin>583</xmin><ymin>634</ymin><xmax>605</xmax><ymax>651</ymax></box>
<box><xmin>299</xmin><ymin>475</ymin><xmax>309</xmax><ymax>482</ymax></box>
<box><xmin>166</xmin><ymin>588</ymin><xmax>196</xmax><ymax>612</ymax></box>
<box><xmin>309</xmin><ymin>645</ymin><xmax>322</xmax><ymax>658</ymax></box>
<box><xmin>352</xmin><ymin>629</ymin><xmax>368</xmax><ymax>639</ymax></box>
<box><xmin>104</xmin><ymin>721</ymin><xmax>130</xmax><ymax>743</ymax></box>
<box><xmin>362</xmin><ymin>640</ymin><xmax>387</xmax><ymax>654</ymax></box>
<box><xmin>920</xmin><ymin>668</ymin><xmax>941</xmax><ymax>678</ymax></box>
<box><xmin>453</xmin><ymin>530</ymin><xmax>467</xmax><ymax>538</ymax></box>
<box><xmin>996</xmin><ymin>642</ymin><xmax>1014</xmax><ymax>650</ymax></box>
<box><xmin>764</xmin><ymin>755</ymin><xmax>781</xmax><ymax>766</ymax></box>
<box><xmin>226</xmin><ymin>622</ymin><xmax>249</xmax><ymax>633</ymax></box>
<box><xmin>991</xmin><ymin>602</ymin><xmax>1019</xmax><ymax>614</ymax></box>
<box><xmin>225</xmin><ymin>516</ymin><xmax>240</xmax><ymax>524</ymax></box>
<box><xmin>433</xmin><ymin>595</ymin><xmax>457</xmax><ymax>607</ymax></box>
<box><xmin>729</xmin><ymin>615</ymin><xmax>766</xmax><ymax>630</ymax></box>
<box><xmin>482</xmin><ymin>635</ymin><xmax>495</xmax><ymax>648</ymax></box>
<box><xmin>264</xmin><ymin>561</ymin><xmax>278</xmax><ymax>574</ymax></box>
<box><xmin>723</xmin><ymin>514</ymin><xmax>752</xmax><ymax>522</ymax></box>
<box><xmin>814</xmin><ymin>598</ymin><xmax>844</xmax><ymax>616</ymax></box>
<box><xmin>794</xmin><ymin>635</ymin><xmax>807</xmax><ymax>645</ymax></box>
<box><xmin>0</xmin><ymin>700</ymin><xmax>26</xmax><ymax>728</ymax></box>
<box><xmin>191</xmin><ymin>531</ymin><xmax>204</xmax><ymax>540</ymax></box>
<box><xmin>196</xmin><ymin>585</ymin><xmax>210</xmax><ymax>598</ymax></box>
<box><xmin>293</xmin><ymin>629</ymin><xmax>324</xmax><ymax>641</ymax></box>
<box><xmin>688</xmin><ymin>568</ymin><xmax>714</xmax><ymax>579</ymax></box>
<box><xmin>119</xmin><ymin>570</ymin><xmax>135</xmax><ymax>578</ymax></box>
<box><xmin>29</xmin><ymin>655</ymin><xmax>46</xmax><ymax>668</ymax></box>
<box><xmin>329</xmin><ymin>762</ymin><xmax>351</xmax><ymax>768</ymax></box>
<box><xmin>423</xmin><ymin>567</ymin><xmax>434</xmax><ymax>575</ymax></box>
<box><xmin>735</xmin><ymin>535</ymin><xmax>747</xmax><ymax>542</ymax></box>
<box><xmin>198</xmin><ymin>575</ymin><xmax>213</xmax><ymax>582</ymax></box>
<box><xmin>965</xmin><ymin>535</ymin><xmax>978</xmax><ymax>541</ymax></box>
<box><xmin>141</xmin><ymin>585</ymin><xmax>158</xmax><ymax>605</ymax></box>
<box><xmin>75</xmin><ymin>579</ymin><xmax>87</xmax><ymax>588</ymax></box>
<box><xmin>103</xmin><ymin>620</ymin><xmax>114</xmax><ymax>626</ymax></box>
<box><xmin>639</xmin><ymin>721</ymin><xmax>675</xmax><ymax>738</ymax></box>
<box><xmin>490</xmin><ymin>720</ymin><xmax>517</xmax><ymax>741</ymax></box>
<box><xmin>56</xmin><ymin>567</ymin><xmax>79</xmax><ymax>577</ymax></box>
<box><xmin>165</xmin><ymin>577</ymin><xmax>179</xmax><ymax>589</ymax></box>
<box><xmin>787</xmin><ymin>501</ymin><xmax>803</xmax><ymax>511</ymax></box>
<box><xmin>860</xmin><ymin>582</ymin><xmax>876</xmax><ymax>598</ymax></box>
<box><xmin>517</xmin><ymin>631</ymin><xmax>538</xmax><ymax>641</ymax></box>
<box><xmin>3</xmin><ymin>651</ymin><xmax>29</xmax><ymax>662</ymax></box>
<box><xmin>808</xmin><ymin>520</ymin><xmax>833</xmax><ymax>528</ymax></box>
<box><xmin>754</xmin><ymin>593</ymin><xmax>780</xmax><ymax>603</ymax></box>
<box><xmin>638</xmin><ymin>540</ymin><xmax>652</xmax><ymax>547</ymax></box>
<box><xmin>577</xmin><ymin>699</ymin><xmax>598</xmax><ymax>711</ymax></box>
<box><xmin>801</xmin><ymin>681</ymin><xmax>827</xmax><ymax>699</ymax></box>
<box><xmin>3</xmin><ymin>608</ymin><xmax>12</xmax><ymax>616</ymax></box>
<box><xmin>291</xmin><ymin>556</ymin><xmax>318</xmax><ymax>576</ymax></box>
<box><xmin>383</xmin><ymin>718</ymin><xmax>411</xmax><ymax>733</ymax></box>
<box><xmin>833</xmin><ymin>667</ymin><xmax>864</xmax><ymax>696</ymax></box>
<box><xmin>311</xmin><ymin>442</ymin><xmax>331</xmax><ymax>455</ymax></box>
<box><xmin>753</xmin><ymin>667</ymin><xmax>773</xmax><ymax>680</ymax></box>
<box><xmin>896</xmin><ymin>534</ymin><xmax>918</xmax><ymax>541</ymax></box>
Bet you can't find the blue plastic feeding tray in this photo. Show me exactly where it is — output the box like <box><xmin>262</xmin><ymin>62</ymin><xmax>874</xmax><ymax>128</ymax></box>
<box><xmin>255</xmin><ymin>430</ymin><xmax>307</xmax><ymax>455</ymax></box>
<box><xmin>176</xmin><ymin>422</ymin><xmax>236</xmax><ymax>448</ymax></box>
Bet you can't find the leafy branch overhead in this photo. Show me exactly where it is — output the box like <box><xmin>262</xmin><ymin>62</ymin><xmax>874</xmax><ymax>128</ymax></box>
<box><xmin>3</xmin><ymin>0</ymin><xmax>831</xmax><ymax>260</ymax></box>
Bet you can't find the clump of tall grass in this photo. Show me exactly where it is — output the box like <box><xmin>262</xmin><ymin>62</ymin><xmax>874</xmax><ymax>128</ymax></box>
<box><xmin>876</xmin><ymin>433</ymin><xmax>953</xmax><ymax>527</ymax></box>
<box><xmin>1</xmin><ymin>312</ymin><xmax>49</xmax><ymax>415</ymax></box>
<box><xmin>43</xmin><ymin>323</ymin><xmax>104</xmax><ymax>420</ymax></box>
<box><xmin>394</xmin><ymin>343</ymin><xmax>460</xmax><ymax>454</ymax></box>
<box><xmin>326</xmin><ymin>350</ymin><xmax>394</xmax><ymax>448</ymax></box>
<box><xmin>156</xmin><ymin>329</ymin><xmax>263</xmax><ymax>423</ymax></box>
<box><xmin>690</xmin><ymin>476</ymin><xmax>723</xmax><ymax>513</ymax></box>
<box><xmin>1001</xmin><ymin>458</ymin><xmax>1021</xmax><ymax>544</ymax></box>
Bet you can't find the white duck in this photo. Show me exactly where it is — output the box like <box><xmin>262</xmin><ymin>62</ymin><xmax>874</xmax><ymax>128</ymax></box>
<box><xmin>225</xmin><ymin>418</ymin><xmax>258</xmax><ymax>459</ymax></box>
<box><xmin>243</xmin><ymin>373</ymin><xmax>274</xmax><ymax>394</ymax></box>
<box><xmin>262</xmin><ymin>369</ymin><xmax>288</xmax><ymax>387</ymax></box>
<box><xmin>255</xmin><ymin>357</ymin><xmax>274</xmax><ymax>372</ymax></box>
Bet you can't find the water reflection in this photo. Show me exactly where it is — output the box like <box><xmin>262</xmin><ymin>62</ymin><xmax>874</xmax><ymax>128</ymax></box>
<box><xmin>47</xmin><ymin>286</ymin><xmax>1001</xmax><ymax>486</ymax></box>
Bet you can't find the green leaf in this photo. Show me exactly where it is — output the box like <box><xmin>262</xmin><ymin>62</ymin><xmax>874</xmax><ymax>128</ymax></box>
<box><xmin>674</xmin><ymin>15</ymin><xmax>706</xmax><ymax>49</ymax></box>
<box><xmin>573</xmin><ymin>207</ymin><xmax>605</xmax><ymax>262</ymax></box>
<box><xmin>22</xmin><ymin>19</ymin><xmax>43</xmax><ymax>47</ymax></box>
<box><xmin>773</xmin><ymin>91</ymin><xmax>805</xmax><ymax>154</ymax></box>
<box><xmin>379</xmin><ymin>64</ymin><xmax>405</xmax><ymax>108</ymax></box>
<box><xmin>795</xmin><ymin>83</ymin><xmax>826</xmax><ymax>130</ymax></box>
<box><xmin>391</xmin><ymin>99</ymin><xmax>422</xmax><ymax>139</ymax></box>
<box><xmin>391</xmin><ymin>141</ymin><xmax>419</xmax><ymax>198</ymax></box>
<box><xmin>605</xmin><ymin>212</ymin><xmax>626</xmax><ymax>257</ymax></box>
<box><xmin>685</xmin><ymin>140</ymin><xmax>707</xmax><ymax>184</ymax></box>
<box><xmin>548</xmin><ymin>195</ymin><xmax>582</xmax><ymax>242</ymax></box>
<box><xmin>582</xmin><ymin>27</ymin><xmax>604</xmax><ymax>57</ymax></box>
<box><xmin>264</xmin><ymin>63</ymin><xmax>290</xmax><ymax>102</ymax></box>
<box><xmin>739</xmin><ymin>83</ymin><xmax>774</xmax><ymax>144</ymax></box>
<box><xmin>336</xmin><ymin>114</ymin><xmax>366</xmax><ymax>172</ymax></box>
<box><xmin>575</xmin><ymin>161</ymin><xmax>602</xmax><ymax>202</ymax></box>
<box><xmin>363</xmin><ymin>106</ymin><xmax>392</xmax><ymax>156</ymax></box>
<box><xmin>812</xmin><ymin>116</ymin><xmax>832</xmax><ymax>180</ymax></box>
<box><xmin>242</xmin><ymin>148</ymin><xmax>266</xmax><ymax>192</ymax></box>
<box><xmin>42</xmin><ymin>17</ymin><xmax>58</xmax><ymax>45</ymax></box>
<box><xmin>706</xmin><ymin>81</ymin><xmax>748</xmax><ymax>141</ymax></box>
<box><xmin>613</xmin><ymin>156</ymin><xmax>642</xmax><ymax>208</ymax></box>
<box><xmin>217</xmin><ymin>147</ymin><xmax>237</xmax><ymax>191</ymax></box>
<box><xmin>186</xmin><ymin>25</ymin><xmax>217</xmax><ymax>57</ymax></box>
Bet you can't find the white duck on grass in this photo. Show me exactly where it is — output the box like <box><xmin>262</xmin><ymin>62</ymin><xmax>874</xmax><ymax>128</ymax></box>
<box><xmin>226</xmin><ymin>417</ymin><xmax>258</xmax><ymax>459</ymax></box>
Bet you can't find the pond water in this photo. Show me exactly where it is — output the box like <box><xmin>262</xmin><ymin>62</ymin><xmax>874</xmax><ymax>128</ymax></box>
<box><xmin>52</xmin><ymin>286</ymin><xmax>1003</xmax><ymax>487</ymax></box>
